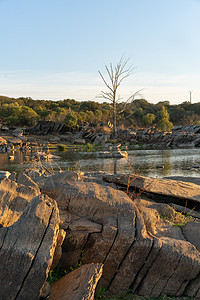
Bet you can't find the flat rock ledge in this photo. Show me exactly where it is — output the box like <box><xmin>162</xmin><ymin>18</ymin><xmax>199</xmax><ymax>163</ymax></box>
<box><xmin>103</xmin><ymin>174</ymin><xmax>200</xmax><ymax>204</ymax></box>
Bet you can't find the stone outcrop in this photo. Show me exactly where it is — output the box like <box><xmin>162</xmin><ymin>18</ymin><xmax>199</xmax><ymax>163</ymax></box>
<box><xmin>49</xmin><ymin>263</ymin><xmax>103</xmax><ymax>300</ymax></box>
<box><xmin>1</xmin><ymin>169</ymin><xmax>200</xmax><ymax>298</ymax></box>
<box><xmin>0</xmin><ymin>175</ymin><xmax>65</xmax><ymax>299</ymax></box>
<box><xmin>3</xmin><ymin>122</ymin><xmax>200</xmax><ymax>150</ymax></box>
<box><xmin>3</xmin><ymin>122</ymin><xmax>200</xmax><ymax>151</ymax></box>
<box><xmin>0</xmin><ymin>177</ymin><xmax>40</xmax><ymax>226</ymax></box>
<box><xmin>103</xmin><ymin>174</ymin><xmax>200</xmax><ymax>205</ymax></box>
<box><xmin>0</xmin><ymin>194</ymin><xmax>60</xmax><ymax>299</ymax></box>
<box><xmin>41</xmin><ymin>172</ymin><xmax>200</xmax><ymax>298</ymax></box>
<box><xmin>28</xmin><ymin>120</ymin><xmax>70</xmax><ymax>135</ymax></box>
<box><xmin>118</xmin><ymin>124</ymin><xmax>200</xmax><ymax>148</ymax></box>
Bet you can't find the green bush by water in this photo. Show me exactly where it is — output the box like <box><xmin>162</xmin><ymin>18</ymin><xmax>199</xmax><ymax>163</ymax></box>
<box><xmin>57</xmin><ymin>144</ymin><xmax>66</xmax><ymax>151</ymax></box>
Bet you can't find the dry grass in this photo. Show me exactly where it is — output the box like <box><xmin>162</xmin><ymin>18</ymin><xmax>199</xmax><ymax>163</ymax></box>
<box><xmin>94</xmin><ymin>125</ymin><xmax>112</xmax><ymax>135</ymax></box>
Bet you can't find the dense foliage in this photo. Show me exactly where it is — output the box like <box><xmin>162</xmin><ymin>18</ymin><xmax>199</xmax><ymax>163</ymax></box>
<box><xmin>157</xmin><ymin>106</ymin><xmax>173</xmax><ymax>131</ymax></box>
<box><xmin>0</xmin><ymin>95</ymin><xmax>200</xmax><ymax>129</ymax></box>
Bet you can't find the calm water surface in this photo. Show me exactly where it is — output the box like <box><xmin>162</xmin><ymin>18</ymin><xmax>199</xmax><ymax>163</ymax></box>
<box><xmin>1</xmin><ymin>148</ymin><xmax>200</xmax><ymax>178</ymax></box>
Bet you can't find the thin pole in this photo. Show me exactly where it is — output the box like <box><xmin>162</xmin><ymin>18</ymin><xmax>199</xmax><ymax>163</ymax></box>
<box><xmin>189</xmin><ymin>91</ymin><xmax>192</xmax><ymax>104</ymax></box>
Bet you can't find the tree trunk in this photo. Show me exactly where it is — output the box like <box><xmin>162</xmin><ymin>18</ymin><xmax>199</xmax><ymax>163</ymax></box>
<box><xmin>113</xmin><ymin>92</ymin><xmax>117</xmax><ymax>137</ymax></box>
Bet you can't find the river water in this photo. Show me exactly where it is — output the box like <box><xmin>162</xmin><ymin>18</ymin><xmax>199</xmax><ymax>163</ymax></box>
<box><xmin>1</xmin><ymin>148</ymin><xmax>200</xmax><ymax>178</ymax></box>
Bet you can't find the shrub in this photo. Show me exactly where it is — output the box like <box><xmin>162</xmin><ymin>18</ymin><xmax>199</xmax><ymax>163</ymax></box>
<box><xmin>57</xmin><ymin>144</ymin><xmax>66</xmax><ymax>151</ymax></box>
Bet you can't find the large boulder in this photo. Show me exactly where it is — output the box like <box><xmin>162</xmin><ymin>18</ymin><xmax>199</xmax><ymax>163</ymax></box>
<box><xmin>0</xmin><ymin>194</ymin><xmax>60</xmax><ymax>299</ymax></box>
<box><xmin>41</xmin><ymin>172</ymin><xmax>200</xmax><ymax>298</ymax></box>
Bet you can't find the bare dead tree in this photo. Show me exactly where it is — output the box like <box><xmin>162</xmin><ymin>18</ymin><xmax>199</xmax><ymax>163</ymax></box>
<box><xmin>98</xmin><ymin>56</ymin><xmax>141</xmax><ymax>137</ymax></box>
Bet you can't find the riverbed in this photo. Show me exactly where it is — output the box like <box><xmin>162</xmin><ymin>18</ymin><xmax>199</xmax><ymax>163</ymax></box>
<box><xmin>1</xmin><ymin>147</ymin><xmax>200</xmax><ymax>178</ymax></box>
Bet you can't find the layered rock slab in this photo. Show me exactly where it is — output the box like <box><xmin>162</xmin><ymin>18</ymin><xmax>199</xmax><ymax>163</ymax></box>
<box><xmin>49</xmin><ymin>263</ymin><xmax>103</xmax><ymax>300</ymax></box>
<box><xmin>42</xmin><ymin>172</ymin><xmax>200</xmax><ymax>298</ymax></box>
<box><xmin>0</xmin><ymin>177</ymin><xmax>40</xmax><ymax>226</ymax></box>
<box><xmin>42</xmin><ymin>176</ymin><xmax>138</xmax><ymax>288</ymax></box>
<box><xmin>103</xmin><ymin>174</ymin><xmax>200</xmax><ymax>203</ymax></box>
<box><xmin>0</xmin><ymin>194</ymin><xmax>60</xmax><ymax>300</ymax></box>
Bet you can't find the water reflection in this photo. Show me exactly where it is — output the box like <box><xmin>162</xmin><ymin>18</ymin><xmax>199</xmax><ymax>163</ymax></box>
<box><xmin>0</xmin><ymin>148</ymin><xmax>200</xmax><ymax>178</ymax></box>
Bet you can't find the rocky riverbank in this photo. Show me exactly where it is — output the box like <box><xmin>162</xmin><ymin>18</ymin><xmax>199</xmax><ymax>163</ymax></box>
<box><xmin>1</xmin><ymin>167</ymin><xmax>200</xmax><ymax>299</ymax></box>
<box><xmin>1</xmin><ymin>122</ymin><xmax>200</xmax><ymax>154</ymax></box>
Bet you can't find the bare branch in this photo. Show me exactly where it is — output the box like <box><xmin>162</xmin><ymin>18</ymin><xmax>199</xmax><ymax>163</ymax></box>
<box><xmin>100</xmin><ymin>91</ymin><xmax>113</xmax><ymax>101</ymax></box>
<box><xmin>98</xmin><ymin>71</ymin><xmax>114</xmax><ymax>93</ymax></box>
<box><xmin>117</xmin><ymin>67</ymin><xmax>136</xmax><ymax>88</ymax></box>
<box><xmin>117</xmin><ymin>89</ymin><xmax>144</xmax><ymax>114</ymax></box>
<box><xmin>105</xmin><ymin>65</ymin><xmax>114</xmax><ymax>86</ymax></box>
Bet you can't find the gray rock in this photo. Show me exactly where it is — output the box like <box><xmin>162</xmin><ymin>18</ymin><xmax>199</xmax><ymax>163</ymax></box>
<box><xmin>16</xmin><ymin>172</ymin><xmax>40</xmax><ymax>191</ymax></box>
<box><xmin>49</xmin><ymin>136</ymin><xmax>61</xmax><ymax>143</ymax></box>
<box><xmin>0</xmin><ymin>171</ymin><xmax>11</xmax><ymax>180</ymax></box>
<box><xmin>51</xmin><ymin>229</ymin><xmax>66</xmax><ymax>270</ymax></box>
<box><xmin>181</xmin><ymin>221</ymin><xmax>200</xmax><ymax>252</ymax></box>
<box><xmin>97</xmin><ymin>151</ymin><xmax>112</xmax><ymax>158</ymax></box>
<box><xmin>49</xmin><ymin>263</ymin><xmax>103</xmax><ymax>300</ymax></box>
<box><xmin>0</xmin><ymin>178</ymin><xmax>40</xmax><ymax>227</ymax></box>
<box><xmin>0</xmin><ymin>194</ymin><xmax>60</xmax><ymax>299</ymax></box>
<box><xmin>40</xmin><ymin>281</ymin><xmax>51</xmax><ymax>298</ymax></box>
<box><xmin>112</xmin><ymin>150</ymin><xmax>128</xmax><ymax>158</ymax></box>
<box><xmin>8</xmin><ymin>171</ymin><xmax>17</xmax><ymax>181</ymax></box>
<box><xmin>164</xmin><ymin>176</ymin><xmax>200</xmax><ymax>186</ymax></box>
<box><xmin>41</xmin><ymin>172</ymin><xmax>200</xmax><ymax>298</ymax></box>
<box><xmin>103</xmin><ymin>174</ymin><xmax>200</xmax><ymax>203</ymax></box>
<box><xmin>93</xmin><ymin>133</ymin><xmax>107</xmax><ymax>145</ymax></box>
<box><xmin>12</xmin><ymin>128</ymin><xmax>23</xmax><ymax>137</ymax></box>
<box><xmin>74</xmin><ymin>138</ymin><xmax>86</xmax><ymax>145</ymax></box>
<box><xmin>59</xmin><ymin>231</ymin><xmax>89</xmax><ymax>268</ymax></box>
<box><xmin>69</xmin><ymin>218</ymin><xmax>102</xmax><ymax>233</ymax></box>
<box><xmin>42</xmin><ymin>171</ymin><xmax>84</xmax><ymax>187</ymax></box>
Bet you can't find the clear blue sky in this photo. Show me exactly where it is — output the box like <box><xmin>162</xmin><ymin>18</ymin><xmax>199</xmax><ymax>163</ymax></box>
<box><xmin>0</xmin><ymin>0</ymin><xmax>200</xmax><ymax>104</ymax></box>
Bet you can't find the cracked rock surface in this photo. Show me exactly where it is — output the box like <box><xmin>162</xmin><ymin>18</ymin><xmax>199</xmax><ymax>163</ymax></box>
<box><xmin>42</xmin><ymin>172</ymin><xmax>200</xmax><ymax>298</ymax></box>
<box><xmin>49</xmin><ymin>263</ymin><xmax>103</xmax><ymax>300</ymax></box>
<box><xmin>0</xmin><ymin>178</ymin><xmax>60</xmax><ymax>300</ymax></box>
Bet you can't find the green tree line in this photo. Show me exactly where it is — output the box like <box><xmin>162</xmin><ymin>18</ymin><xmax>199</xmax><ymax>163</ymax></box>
<box><xmin>0</xmin><ymin>95</ymin><xmax>200</xmax><ymax>130</ymax></box>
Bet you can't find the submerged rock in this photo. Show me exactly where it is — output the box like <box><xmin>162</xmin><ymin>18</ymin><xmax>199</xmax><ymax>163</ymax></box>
<box><xmin>97</xmin><ymin>150</ymin><xmax>128</xmax><ymax>159</ymax></box>
<box><xmin>0</xmin><ymin>171</ymin><xmax>11</xmax><ymax>180</ymax></box>
<box><xmin>112</xmin><ymin>150</ymin><xmax>128</xmax><ymax>158</ymax></box>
